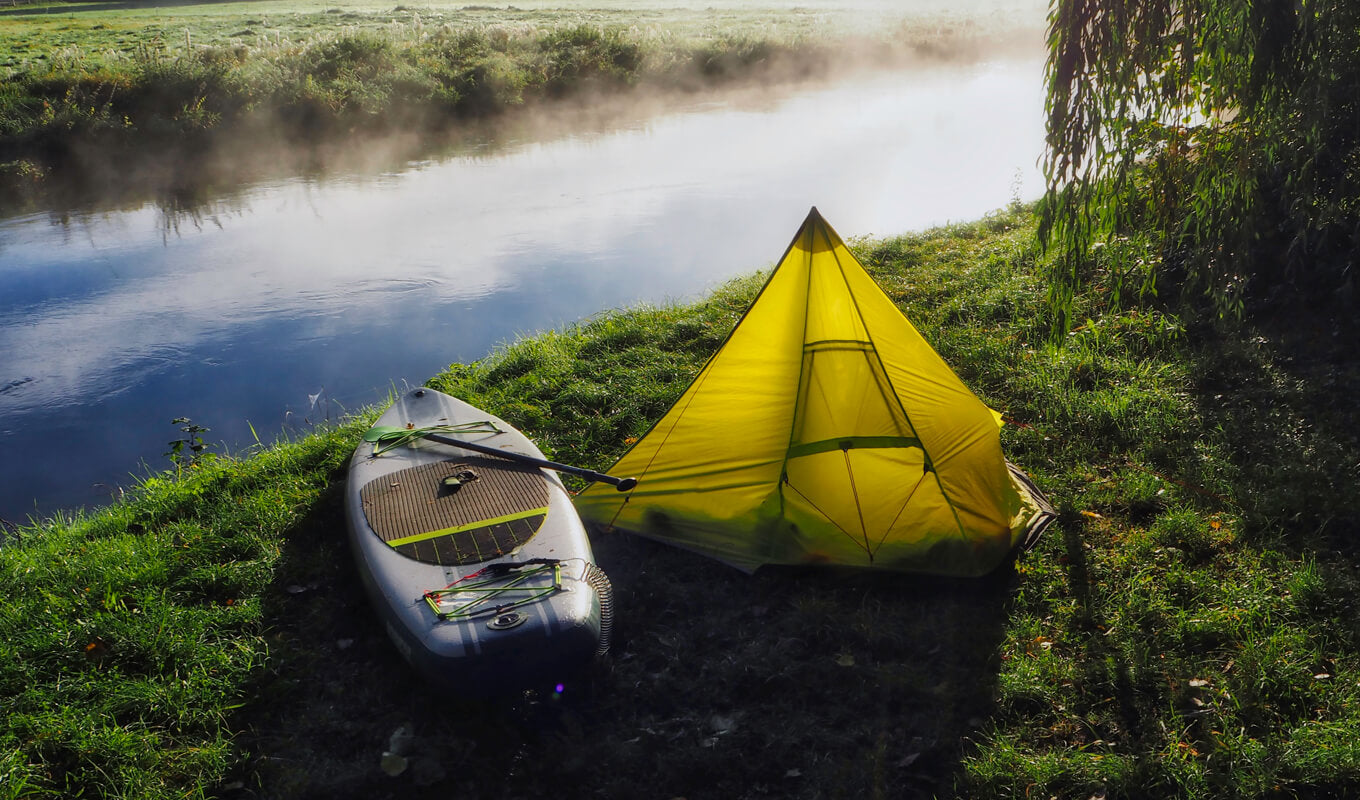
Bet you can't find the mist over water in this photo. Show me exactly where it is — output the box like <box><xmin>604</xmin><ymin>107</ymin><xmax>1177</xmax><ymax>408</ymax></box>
<box><xmin>0</xmin><ymin>51</ymin><xmax>1046</xmax><ymax>523</ymax></box>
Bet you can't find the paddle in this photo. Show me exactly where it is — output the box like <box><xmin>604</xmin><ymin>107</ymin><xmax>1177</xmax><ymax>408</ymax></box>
<box><xmin>364</xmin><ymin>425</ymin><xmax>638</xmax><ymax>492</ymax></box>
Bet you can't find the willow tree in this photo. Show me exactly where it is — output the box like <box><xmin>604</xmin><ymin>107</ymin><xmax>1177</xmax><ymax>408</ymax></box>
<box><xmin>1040</xmin><ymin>0</ymin><xmax>1360</xmax><ymax>329</ymax></box>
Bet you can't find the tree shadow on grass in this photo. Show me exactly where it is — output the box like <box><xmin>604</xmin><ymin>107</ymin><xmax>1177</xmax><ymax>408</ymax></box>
<box><xmin>1032</xmin><ymin>305</ymin><xmax>1360</xmax><ymax>798</ymax></box>
<box><xmin>1186</xmin><ymin>306</ymin><xmax>1360</xmax><ymax>552</ymax></box>
<box><xmin>231</xmin><ymin>480</ymin><xmax>1020</xmax><ymax>800</ymax></box>
<box><xmin>1184</xmin><ymin>307</ymin><xmax>1360</xmax><ymax>667</ymax></box>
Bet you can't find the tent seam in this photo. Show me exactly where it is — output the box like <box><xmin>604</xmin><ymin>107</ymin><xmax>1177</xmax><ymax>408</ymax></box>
<box><xmin>782</xmin><ymin>474</ymin><xmax>867</xmax><ymax>552</ymax></box>
<box><xmin>588</xmin><ymin>209</ymin><xmax>824</xmax><ymax>524</ymax></box>
<box><xmin>841</xmin><ymin>448</ymin><xmax>872</xmax><ymax>559</ymax></box>
<box><xmin>824</xmin><ymin>224</ymin><xmax>973</xmax><ymax>543</ymax></box>
<box><xmin>776</xmin><ymin>208</ymin><xmax>821</xmax><ymax>520</ymax></box>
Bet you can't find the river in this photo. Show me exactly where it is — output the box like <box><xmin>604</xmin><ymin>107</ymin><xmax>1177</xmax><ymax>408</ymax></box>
<box><xmin>0</xmin><ymin>54</ymin><xmax>1046</xmax><ymax>523</ymax></box>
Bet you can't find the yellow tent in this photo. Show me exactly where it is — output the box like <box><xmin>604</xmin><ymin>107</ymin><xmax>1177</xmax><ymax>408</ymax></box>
<box><xmin>576</xmin><ymin>208</ymin><xmax>1054</xmax><ymax>576</ymax></box>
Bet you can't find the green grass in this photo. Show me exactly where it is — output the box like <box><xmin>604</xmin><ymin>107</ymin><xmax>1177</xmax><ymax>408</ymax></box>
<box><xmin>0</xmin><ymin>1</ymin><xmax>1029</xmax><ymax>67</ymax></box>
<box><xmin>0</xmin><ymin>1</ymin><xmax>1041</xmax><ymax>211</ymax></box>
<box><xmin>0</xmin><ymin>422</ymin><xmax>368</xmax><ymax>799</ymax></box>
<box><xmin>3</xmin><ymin>206</ymin><xmax>1358</xmax><ymax>798</ymax></box>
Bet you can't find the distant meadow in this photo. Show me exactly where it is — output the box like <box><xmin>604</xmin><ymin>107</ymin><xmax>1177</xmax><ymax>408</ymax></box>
<box><xmin>0</xmin><ymin>0</ymin><xmax>1046</xmax><ymax>208</ymax></box>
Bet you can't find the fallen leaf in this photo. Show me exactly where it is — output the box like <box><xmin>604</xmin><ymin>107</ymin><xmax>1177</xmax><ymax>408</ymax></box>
<box><xmin>83</xmin><ymin>638</ymin><xmax>109</xmax><ymax>660</ymax></box>
<box><xmin>835</xmin><ymin>653</ymin><xmax>855</xmax><ymax>667</ymax></box>
<box><xmin>1027</xmin><ymin>636</ymin><xmax>1054</xmax><ymax>655</ymax></box>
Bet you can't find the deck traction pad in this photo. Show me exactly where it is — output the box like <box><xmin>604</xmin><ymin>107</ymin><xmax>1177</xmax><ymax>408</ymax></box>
<box><xmin>360</xmin><ymin>456</ymin><xmax>550</xmax><ymax>565</ymax></box>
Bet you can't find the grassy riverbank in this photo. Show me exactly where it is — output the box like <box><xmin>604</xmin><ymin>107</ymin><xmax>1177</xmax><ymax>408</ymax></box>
<box><xmin>3</xmin><ymin>206</ymin><xmax>1358</xmax><ymax>798</ymax></box>
<box><xmin>0</xmin><ymin>1</ymin><xmax>1039</xmax><ymax>211</ymax></box>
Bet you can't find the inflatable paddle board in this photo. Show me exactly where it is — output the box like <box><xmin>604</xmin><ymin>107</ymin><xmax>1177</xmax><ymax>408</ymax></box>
<box><xmin>344</xmin><ymin>387</ymin><xmax>612</xmax><ymax>691</ymax></box>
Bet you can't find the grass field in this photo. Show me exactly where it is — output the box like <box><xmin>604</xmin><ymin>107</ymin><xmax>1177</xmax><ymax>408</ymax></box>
<box><xmin>0</xmin><ymin>0</ymin><xmax>1042</xmax><ymax>67</ymax></box>
<box><xmin>0</xmin><ymin>0</ymin><xmax>1044</xmax><ymax>212</ymax></box>
<box><xmin>0</xmin><ymin>3</ymin><xmax>867</xmax><ymax>72</ymax></box>
<box><xmin>3</xmin><ymin>205</ymin><xmax>1358</xmax><ymax>798</ymax></box>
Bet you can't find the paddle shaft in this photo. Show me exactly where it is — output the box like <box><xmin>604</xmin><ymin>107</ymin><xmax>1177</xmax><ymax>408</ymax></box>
<box><xmin>422</xmin><ymin>433</ymin><xmax>637</xmax><ymax>492</ymax></box>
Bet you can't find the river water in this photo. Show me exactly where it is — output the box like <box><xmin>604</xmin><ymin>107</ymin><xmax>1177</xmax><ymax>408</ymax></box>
<box><xmin>0</xmin><ymin>55</ymin><xmax>1046</xmax><ymax>523</ymax></box>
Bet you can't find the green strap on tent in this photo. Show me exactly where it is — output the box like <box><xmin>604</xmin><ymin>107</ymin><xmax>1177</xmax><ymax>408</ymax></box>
<box><xmin>786</xmin><ymin>435</ymin><xmax>922</xmax><ymax>460</ymax></box>
<box><xmin>363</xmin><ymin>421</ymin><xmax>502</xmax><ymax>455</ymax></box>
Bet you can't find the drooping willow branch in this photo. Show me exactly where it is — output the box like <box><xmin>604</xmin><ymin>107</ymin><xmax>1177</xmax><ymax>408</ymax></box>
<box><xmin>1039</xmin><ymin>0</ymin><xmax>1357</xmax><ymax>329</ymax></box>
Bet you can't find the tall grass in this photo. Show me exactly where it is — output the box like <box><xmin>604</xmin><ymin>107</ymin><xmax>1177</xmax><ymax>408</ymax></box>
<box><xmin>0</xmin><ymin>20</ymin><xmax>842</xmax><ymax>166</ymax></box>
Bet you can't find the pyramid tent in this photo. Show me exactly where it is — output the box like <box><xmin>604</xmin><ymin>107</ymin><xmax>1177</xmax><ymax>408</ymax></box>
<box><xmin>576</xmin><ymin>208</ymin><xmax>1054</xmax><ymax>576</ymax></box>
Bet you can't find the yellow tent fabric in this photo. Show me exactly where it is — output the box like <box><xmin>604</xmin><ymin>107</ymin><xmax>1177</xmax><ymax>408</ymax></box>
<box><xmin>576</xmin><ymin>208</ymin><xmax>1054</xmax><ymax>576</ymax></box>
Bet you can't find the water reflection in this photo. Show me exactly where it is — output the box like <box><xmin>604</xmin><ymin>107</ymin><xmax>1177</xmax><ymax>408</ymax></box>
<box><xmin>0</xmin><ymin>57</ymin><xmax>1046</xmax><ymax>522</ymax></box>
